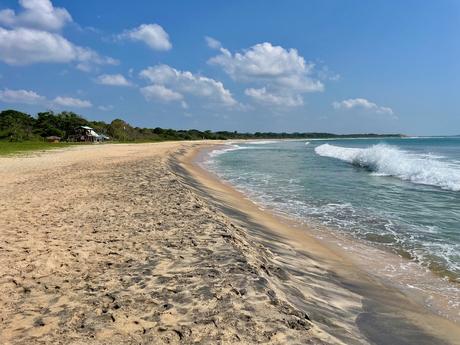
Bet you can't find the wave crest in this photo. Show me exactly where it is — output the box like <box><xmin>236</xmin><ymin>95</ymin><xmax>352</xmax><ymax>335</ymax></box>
<box><xmin>315</xmin><ymin>144</ymin><xmax>460</xmax><ymax>191</ymax></box>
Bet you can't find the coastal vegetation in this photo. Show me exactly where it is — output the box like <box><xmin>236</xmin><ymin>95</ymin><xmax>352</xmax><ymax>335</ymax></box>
<box><xmin>0</xmin><ymin>109</ymin><xmax>403</xmax><ymax>144</ymax></box>
<box><xmin>0</xmin><ymin>141</ymin><xmax>75</xmax><ymax>156</ymax></box>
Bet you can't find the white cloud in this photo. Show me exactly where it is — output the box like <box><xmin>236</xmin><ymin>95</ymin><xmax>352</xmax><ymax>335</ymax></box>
<box><xmin>53</xmin><ymin>96</ymin><xmax>92</xmax><ymax>108</ymax></box>
<box><xmin>0</xmin><ymin>87</ymin><xmax>96</xmax><ymax>110</ymax></box>
<box><xmin>0</xmin><ymin>0</ymin><xmax>72</xmax><ymax>31</ymax></box>
<box><xmin>0</xmin><ymin>87</ymin><xmax>98</xmax><ymax>109</ymax></box>
<box><xmin>118</xmin><ymin>24</ymin><xmax>172</xmax><ymax>51</ymax></box>
<box><xmin>205</xmin><ymin>36</ymin><xmax>222</xmax><ymax>50</ymax></box>
<box><xmin>140</xmin><ymin>84</ymin><xmax>188</xmax><ymax>109</ymax></box>
<box><xmin>333</xmin><ymin>98</ymin><xmax>394</xmax><ymax>115</ymax></box>
<box><xmin>0</xmin><ymin>88</ymin><xmax>45</xmax><ymax>104</ymax></box>
<box><xmin>140</xmin><ymin>84</ymin><xmax>183</xmax><ymax>102</ymax></box>
<box><xmin>208</xmin><ymin>41</ymin><xmax>323</xmax><ymax>107</ymax></box>
<box><xmin>209</xmin><ymin>42</ymin><xmax>322</xmax><ymax>90</ymax></box>
<box><xmin>245</xmin><ymin>87</ymin><xmax>303</xmax><ymax>107</ymax></box>
<box><xmin>96</xmin><ymin>74</ymin><xmax>132</xmax><ymax>87</ymax></box>
<box><xmin>0</xmin><ymin>26</ymin><xmax>117</xmax><ymax>69</ymax></box>
<box><xmin>0</xmin><ymin>1</ymin><xmax>116</xmax><ymax>70</ymax></box>
<box><xmin>0</xmin><ymin>27</ymin><xmax>74</xmax><ymax>65</ymax></box>
<box><xmin>139</xmin><ymin>64</ymin><xmax>237</xmax><ymax>107</ymax></box>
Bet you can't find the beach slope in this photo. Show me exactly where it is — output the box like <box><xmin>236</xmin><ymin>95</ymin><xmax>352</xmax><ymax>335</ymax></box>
<box><xmin>0</xmin><ymin>142</ymin><xmax>330</xmax><ymax>344</ymax></box>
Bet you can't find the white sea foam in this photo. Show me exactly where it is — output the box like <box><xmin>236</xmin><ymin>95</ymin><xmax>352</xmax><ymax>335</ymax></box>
<box><xmin>246</xmin><ymin>140</ymin><xmax>278</xmax><ymax>145</ymax></box>
<box><xmin>208</xmin><ymin>144</ymin><xmax>243</xmax><ymax>158</ymax></box>
<box><xmin>315</xmin><ymin>143</ymin><xmax>460</xmax><ymax>191</ymax></box>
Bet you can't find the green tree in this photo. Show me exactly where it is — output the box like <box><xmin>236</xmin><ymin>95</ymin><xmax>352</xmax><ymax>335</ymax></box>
<box><xmin>34</xmin><ymin>111</ymin><xmax>60</xmax><ymax>138</ymax></box>
<box><xmin>108</xmin><ymin>119</ymin><xmax>135</xmax><ymax>141</ymax></box>
<box><xmin>0</xmin><ymin>109</ymin><xmax>36</xmax><ymax>141</ymax></box>
<box><xmin>56</xmin><ymin>111</ymin><xmax>89</xmax><ymax>137</ymax></box>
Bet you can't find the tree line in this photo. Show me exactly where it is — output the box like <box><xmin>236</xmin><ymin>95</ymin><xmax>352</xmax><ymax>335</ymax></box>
<box><xmin>0</xmin><ymin>109</ymin><xmax>403</xmax><ymax>142</ymax></box>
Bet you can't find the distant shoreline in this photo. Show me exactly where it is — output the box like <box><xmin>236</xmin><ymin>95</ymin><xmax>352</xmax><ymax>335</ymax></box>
<box><xmin>0</xmin><ymin>108</ymin><xmax>404</xmax><ymax>144</ymax></box>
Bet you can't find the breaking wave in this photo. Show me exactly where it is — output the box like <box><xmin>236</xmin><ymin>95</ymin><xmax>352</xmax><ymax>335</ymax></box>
<box><xmin>246</xmin><ymin>140</ymin><xmax>278</xmax><ymax>145</ymax></box>
<box><xmin>208</xmin><ymin>144</ymin><xmax>244</xmax><ymax>158</ymax></box>
<box><xmin>315</xmin><ymin>144</ymin><xmax>460</xmax><ymax>191</ymax></box>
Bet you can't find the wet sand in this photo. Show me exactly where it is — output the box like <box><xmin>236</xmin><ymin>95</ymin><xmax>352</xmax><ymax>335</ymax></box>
<box><xmin>0</xmin><ymin>142</ymin><xmax>459</xmax><ymax>344</ymax></box>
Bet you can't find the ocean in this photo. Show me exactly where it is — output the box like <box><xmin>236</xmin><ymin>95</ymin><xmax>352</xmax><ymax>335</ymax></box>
<box><xmin>204</xmin><ymin>137</ymin><xmax>460</xmax><ymax>318</ymax></box>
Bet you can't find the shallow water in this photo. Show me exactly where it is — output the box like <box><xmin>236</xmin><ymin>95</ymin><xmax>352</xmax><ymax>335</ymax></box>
<box><xmin>204</xmin><ymin>137</ymin><xmax>460</xmax><ymax>317</ymax></box>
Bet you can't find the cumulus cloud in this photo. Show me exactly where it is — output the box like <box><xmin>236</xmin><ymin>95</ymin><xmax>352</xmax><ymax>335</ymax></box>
<box><xmin>52</xmin><ymin>96</ymin><xmax>92</xmax><ymax>108</ymax></box>
<box><xmin>0</xmin><ymin>27</ymin><xmax>117</xmax><ymax>68</ymax></box>
<box><xmin>208</xmin><ymin>41</ymin><xmax>323</xmax><ymax>107</ymax></box>
<box><xmin>96</xmin><ymin>74</ymin><xmax>132</xmax><ymax>87</ymax></box>
<box><xmin>0</xmin><ymin>28</ymin><xmax>74</xmax><ymax>64</ymax></box>
<box><xmin>139</xmin><ymin>64</ymin><xmax>237</xmax><ymax>107</ymax></box>
<box><xmin>0</xmin><ymin>0</ymin><xmax>72</xmax><ymax>31</ymax></box>
<box><xmin>0</xmin><ymin>88</ymin><xmax>45</xmax><ymax>104</ymax></box>
<box><xmin>0</xmin><ymin>87</ymin><xmax>95</xmax><ymax>109</ymax></box>
<box><xmin>209</xmin><ymin>42</ymin><xmax>313</xmax><ymax>83</ymax></box>
<box><xmin>140</xmin><ymin>84</ymin><xmax>183</xmax><ymax>102</ymax></box>
<box><xmin>245</xmin><ymin>87</ymin><xmax>303</xmax><ymax>107</ymax></box>
<box><xmin>0</xmin><ymin>1</ymin><xmax>116</xmax><ymax>70</ymax></box>
<box><xmin>333</xmin><ymin>98</ymin><xmax>394</xmax><ymax>115</ymax></box>
<box><xmin>118</xmin><ymin>24</ymin><xmax>172</xmax><ymax>51</ymax></box>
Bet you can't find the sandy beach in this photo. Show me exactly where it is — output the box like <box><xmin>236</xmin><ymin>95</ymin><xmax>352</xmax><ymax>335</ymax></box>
<box><xmin>1</xmin><ymin>142</ymin><xmax>459</xmax><ymax>345</ymax></box>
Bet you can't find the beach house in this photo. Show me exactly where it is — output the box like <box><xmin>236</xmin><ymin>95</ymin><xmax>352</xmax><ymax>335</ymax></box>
<box><xmin>71</xmin><ymin>126</ymin><xmax>109</xmax><ymax>143</ymax></box>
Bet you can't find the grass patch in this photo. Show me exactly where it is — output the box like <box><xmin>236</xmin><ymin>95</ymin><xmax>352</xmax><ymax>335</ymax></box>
<box><xmin>0</xmin><ymin>141</ymin><xmax>76</xmax><ymax>156</ymax></box>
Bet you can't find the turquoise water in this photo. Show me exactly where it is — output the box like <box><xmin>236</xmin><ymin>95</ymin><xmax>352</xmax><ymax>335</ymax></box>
<box><xmin>205</xmin><ymin>138</ymin><xmax>460</xmax><ymax>283</ymax></box>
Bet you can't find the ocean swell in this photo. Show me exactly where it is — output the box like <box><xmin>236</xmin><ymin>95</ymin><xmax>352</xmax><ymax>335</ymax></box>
<box><xmin>315</xmin><ymin>143</ymin><xmax>460</xmax><ymax>191</ymax></box>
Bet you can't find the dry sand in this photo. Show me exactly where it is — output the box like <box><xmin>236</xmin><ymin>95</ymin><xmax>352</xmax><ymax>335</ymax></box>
<box><xmin>0</xmin><ymin>142</ymin><xmax>459</xmax><ymax>345</ymax></box>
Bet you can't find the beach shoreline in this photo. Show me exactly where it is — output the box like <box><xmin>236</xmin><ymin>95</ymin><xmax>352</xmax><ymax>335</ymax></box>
<box><xmin>193</xmin><ymin>141</ymin><xmax>460</xmax><ymax>321</ymax></box>
<box><xmin>0</xmin><ymin>142</ymin><xmax>459</xmax><ymax>345</ymax></box>
<box><xmin>176</xmin><ymin>142</ymin><xmax>460</xmax><ymax>344</ymax></box>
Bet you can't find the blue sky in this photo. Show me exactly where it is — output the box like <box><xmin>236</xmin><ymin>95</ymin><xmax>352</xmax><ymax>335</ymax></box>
<box><xmin>0</xmin><ymin>0</ymin><xmax>459</xmax><ymax>135</ymax></box>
